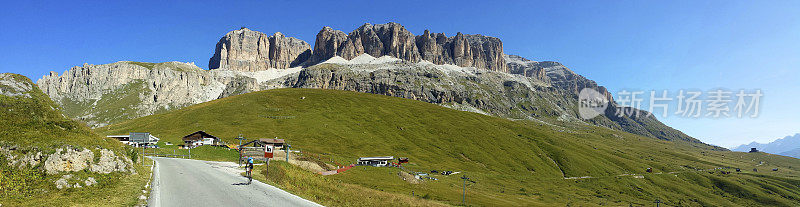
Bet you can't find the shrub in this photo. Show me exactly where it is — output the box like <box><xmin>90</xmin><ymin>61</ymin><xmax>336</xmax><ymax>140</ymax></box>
<box><xmin>126</xmin><ymin>147</ymin><xmax>139</xmax><ymax>164</ymax></box>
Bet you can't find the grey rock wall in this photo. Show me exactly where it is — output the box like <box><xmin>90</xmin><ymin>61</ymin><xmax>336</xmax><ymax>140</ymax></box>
<box><xmin>209</xmin><ymin>28</ymin><xmax>311</xmax><ymax>71</ymax></box>
<box><xmin>312</xmin><ymin>23</ymin><xmax>508</xmax><ymax>72</ymax></box>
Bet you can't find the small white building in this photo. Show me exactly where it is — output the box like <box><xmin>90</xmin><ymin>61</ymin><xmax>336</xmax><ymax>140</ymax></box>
<box><xmin>357</xmin><ymin>156</ymin><xmax>394</xmax><ymax>167</ymax></box>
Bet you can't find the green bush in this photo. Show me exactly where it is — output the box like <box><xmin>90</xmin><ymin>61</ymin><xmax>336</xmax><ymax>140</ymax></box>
<box><xmin>127</xmin><ymin>147</ymin><xmax>139</xmax><ymax>164</ymax></box>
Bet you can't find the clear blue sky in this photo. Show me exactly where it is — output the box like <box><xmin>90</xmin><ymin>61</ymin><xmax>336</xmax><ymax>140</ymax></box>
<box><xmin>2</xmin><ymin>0</ymin><xmax>798</xmax><ymax>148</ymax></box>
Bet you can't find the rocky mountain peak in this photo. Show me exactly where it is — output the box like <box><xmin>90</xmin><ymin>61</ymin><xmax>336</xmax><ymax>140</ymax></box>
<box><xmin>208</xmin><ymin>28</ymin><xmax>311</xmax><ymax>72</ymax></box>
<box><xmin>311</xmin><ymin>26</ymin><xmax>348</xmax><ymax>63</ymax></box>
<box><xmin>311</xmin><ymin>22</ymin><xmax>507</xmax><ymax>72</ymax></box>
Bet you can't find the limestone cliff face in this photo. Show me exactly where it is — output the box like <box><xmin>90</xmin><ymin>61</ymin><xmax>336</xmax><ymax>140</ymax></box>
<box><xmin>312</xmin><ymin>23</ymin><xmax>421</xmax><ymax>63</ymax></box>
<box><xmin>311</xmin><ymin>23</ymin><xmax>507</xmax><ymax>72</ymax></box>
<box><xmin>37</xmin><ymin>61</ymin><xmax>262</xmax><ymax>127</ymax></box>
<box><xmin>311</xmin><ymin>27</ymin><xmax>348</xmax><ymax>64</ymax></box>
<box><xmin>209</xmin><ymin>28</ymin><xmax>311</xmax><ymax>72</ymax></box>
<box><xmin>463</xmin><ymin>34</ymin><xmax>506</xmax><ymax>72</ymax></box>
<box><xmin>278</xmin><ymin>62</ymin><xmax>553</xmax><ymax>119</ymax></box>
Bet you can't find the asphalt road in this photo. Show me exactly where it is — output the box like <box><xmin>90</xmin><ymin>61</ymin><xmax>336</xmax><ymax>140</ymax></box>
<box><xmin>148</xmin><ymin>157</ymin><xmax>322</xmax><ymax>207</ymax></box>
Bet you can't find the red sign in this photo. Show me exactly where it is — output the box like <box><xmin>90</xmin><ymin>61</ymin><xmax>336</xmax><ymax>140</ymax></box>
<box><xmin>264</xmin><ymin>145</ymin><xmax>274</xmax><ymax>158</ymax></box>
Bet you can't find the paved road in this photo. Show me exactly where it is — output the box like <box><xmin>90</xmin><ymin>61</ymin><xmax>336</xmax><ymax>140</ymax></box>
<box><xmin>148</xmin><ymin>157</ymin><xmax>322</xmax><ymax>207</ymax></box>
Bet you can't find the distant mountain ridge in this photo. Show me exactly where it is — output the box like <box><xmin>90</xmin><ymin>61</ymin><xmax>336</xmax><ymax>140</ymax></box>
<box><xmin>36</xmin><ymin>22</ymin><xmax>710</xmax><ymax>147</ymax></box>
<box><xmin>733</xmin><ymin>133</ymin><xmax>800</xmax><ymax>158</ymax></box>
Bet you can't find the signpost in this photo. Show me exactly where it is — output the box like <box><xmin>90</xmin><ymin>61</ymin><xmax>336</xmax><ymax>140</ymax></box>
<box><xmin>130</xmin><ymin>132</ymin><xmax>150</xmax><ymax>147</ymax></box>
<box><xmin>284</xmin><ymin>144</ymin><xmax>291</xmax><ymax>162</ymax></box>
<box><xmin>265</xmin><ymin>145</ymin><xmax>274</xmax><ymax>158</ymax></box>
<box><xmin>264</xmin><ymin>145</ymin><xmax>274</xmax><ymax>177</ymax></box>
<box><xmin>235</xmin><ymin>134</ymin><xmax>245</xmax><ymax>147</ymax></box>
<box><xmin>241</xmin><ymin>147</ymin><xmax>266</xmax><ymax>158</ymax></box>
<box><xmin>235</xmin><ymin>134</ymin><xmax>246</xmax><ymax>166</ymax></box>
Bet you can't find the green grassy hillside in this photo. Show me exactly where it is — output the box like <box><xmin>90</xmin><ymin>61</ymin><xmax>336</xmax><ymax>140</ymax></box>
<box><xmin>0</xmin><ymin>74</ymin><xmax>121</xmax><ymax>150</ymax></box>
<box><xmin>98</xmin><ymin>88</ymin><xmax>800</xmax><ymax>206</ymax></box>
<box><xmin>0</xmin><ymin>73</ymin><xmax>150</xmax><ymax>206</ymax></box>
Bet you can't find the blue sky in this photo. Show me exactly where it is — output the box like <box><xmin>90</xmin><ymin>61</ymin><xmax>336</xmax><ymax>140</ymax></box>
<box><xmin>1</xmin><ymin>0</ymin><xmax>798</xmax><ymax>148</ymax></box>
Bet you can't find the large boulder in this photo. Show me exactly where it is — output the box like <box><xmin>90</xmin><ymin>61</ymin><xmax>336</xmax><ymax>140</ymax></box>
<box><xmin>43</xmin><ymin>148</ymin><xmax>94</xmax><ymax>174</ymax></box>
<box><xmin>90</xmin><ymin>149</ymin><xmax>132</xmax><ymax>174</ymax></box>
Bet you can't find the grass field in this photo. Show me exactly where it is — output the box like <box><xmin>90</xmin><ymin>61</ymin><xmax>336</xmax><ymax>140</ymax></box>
<box><xmin>97</xmin><ymin>88</ymin><xmax>800</xmax><ymax>206</ymax></box>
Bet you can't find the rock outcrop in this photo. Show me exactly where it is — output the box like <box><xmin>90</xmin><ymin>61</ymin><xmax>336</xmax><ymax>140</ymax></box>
<box><xmin>43</xmin><ymin>148</ymin><xmax>94</xmax><ymax>174</ymax></box>
<box><xmin>461</xmin><ymin>34</ymin><xmax>506</xmax><ymax>72</ymax></box>
<box><xmin>505</xmin><ymin>55</ymin><xmax>548</xmax><ymax>82</ymax></box>
<box><xmin>0</xmin><ymin>73</ymin><xmax>34</xmax><ymax>98</ymax></box>
<box><xmin>55</xmin><ymin>174</ymin><xmax>99</xmax><ymax>189</ymax></box>
<box><xmin>311</xmin><ymin>27</ymin><xmax>349</xmax><ymax>64</ymax></box>
<box><xmin>311</xmin><ymin>23</ymin><xmax>507</xmax><ymax>72</ymax></box>
<box><xmin>89</xmin><ymin>149</ymin><xmax>132</xmax><ymax>174</ymax></box>
<box><xmin>55</xmin><ymin>174</ymin><xmax>72</xmax><ymax>189</ymax></box>
<box><xmin>540</xmin><ymin>60</ymin><xmax>613</xmax><ymax>102</ymax></box>
<box><xmin>37</xmin><ymin>61</ymin><xmax>263</xmax><ymax>127</ymax></box>
<box><xmin>36</xmin><ymin>147</ymin><xmax>134</xmax><ymax>175</ymax></box>
<box><xmin>505</xmin><ymin>54</ymin><xmax>612</xmax><ymax>101</ymax></box>
<box><xmin>311</xmin><ymin>23</ymin><xmax>421</xmax><ymax>63</ymax></box>
<box><xmin>209</xmin><ymin>28</ymin><xmax>311</xmax><ymax>71</ymax></box>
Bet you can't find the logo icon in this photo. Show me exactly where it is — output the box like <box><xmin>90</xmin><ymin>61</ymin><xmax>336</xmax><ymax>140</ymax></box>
<box><xmin>578</xmin><ymin>88</ymin><xmax>609</xmax><ymax>119</ymax></box>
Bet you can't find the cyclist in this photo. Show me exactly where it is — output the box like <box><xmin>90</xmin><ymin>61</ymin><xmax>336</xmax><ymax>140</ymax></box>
<box><xmin>246</xmin><ymin>157</ymin><xmax>254</xmax><ymax>184</ymax></box>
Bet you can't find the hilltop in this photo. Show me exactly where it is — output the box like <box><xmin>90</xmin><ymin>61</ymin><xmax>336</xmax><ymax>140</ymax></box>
<box><xmin>1</xmin><ymin>73</ymin><xmax>120</xmax><ymax>148</ymax></box>
<box><xmin>97</xmin><ymin>88</ymin><xmax>800</xmax><ymax>206</ymax></box>
<box><xmin>0</xmin><ymin>73</ymin><xmax>149</xmax><ymax>206</ymax></box>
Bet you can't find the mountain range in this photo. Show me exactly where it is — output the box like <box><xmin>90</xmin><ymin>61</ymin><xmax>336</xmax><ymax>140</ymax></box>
<box><xmin>38</xmin><ymin>22</ymin><xmax>710</xmax><ymax>147</ymax></box>
<box><xmin>733</xmin><ymin>133</ymin><xmax>800</xmax><ymax>158</ymax></box>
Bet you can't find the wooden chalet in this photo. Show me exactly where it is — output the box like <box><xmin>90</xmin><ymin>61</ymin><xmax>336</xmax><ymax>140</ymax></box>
<box><xmin>259</xmin><ymin>138</ymin><xmax>285</xmax><ymax>149</ymax></box>
<box><xmin>182</xmin><ymin>131</ymin><xmax>220</xmax><ymax>148</ymax></box>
